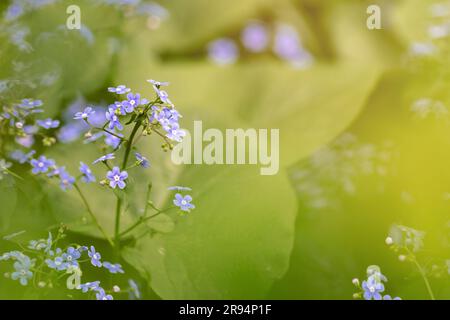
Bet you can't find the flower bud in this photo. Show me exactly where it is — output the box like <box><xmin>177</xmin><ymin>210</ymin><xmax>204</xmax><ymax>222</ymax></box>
<box><xmin>352</xmin><ymin>278</ymin><xmax>359</xmax><ymax>286</ymax></box>
<box><xmin>385</xmin><ymin>236</ymin><xmax>393</xmax><ymax>246</ymax></box>
<box><xmin>353</xmin><ymin>293</ymin><xmax>361</xmax><ymax>299</ymax></box>
<box><xmin>398</xmin><ymin>254</ymin><xmax>406</xmax><ymax>262</ymax></box>
<box><xmin>15</xmin><ymin>122</ymin><xmax>23</xmax><ymax>129</ymax></box>
<box><xmin>84</xmin><ymin>131</ymin><xmax>93</xmax><ymax>138</ymax></box>
<box><xmin>113</xmin><ymin>285</ymin><xmax>120</xmax><ymax>292</ymax></box>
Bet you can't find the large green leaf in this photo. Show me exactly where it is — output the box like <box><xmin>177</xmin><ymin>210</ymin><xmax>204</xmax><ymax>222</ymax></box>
<box><xmin>123</xmin><ymin>165</ymin><xmax>297</xmax><ymax>299</ymax></box>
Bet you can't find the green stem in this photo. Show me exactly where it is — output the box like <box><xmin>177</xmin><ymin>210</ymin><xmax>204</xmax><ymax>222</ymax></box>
<box><xmin>4</xmin><ymin>168</ymin><xmax>23</xmax><ymax>180</ymax></box>
<box><xmin>73</xmin><ymin>183</ymin><xmax>114</xmax><ymax>247</ymax></box>
<box><xmin>113</xmin><ymin>120</ymin><xmax>142</xmax><ymax>253</ymax></box>
<box><xmin>412</xmin><ymin>258</ymin><xmax>436</xmax><ymax>300</ymax></box>
<box><xmin>119</xmin><ymin>206</ymin><xmax>175</xmax><ymax>238</ymax></box>
<box><xmin>406</xmin><ymin>248</ymin><xmax>435</xmax><ymax>300</ymax></box>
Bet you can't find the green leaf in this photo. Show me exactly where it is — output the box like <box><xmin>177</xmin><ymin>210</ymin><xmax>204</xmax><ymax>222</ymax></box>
<box><xmin>123</xmin><ymin>165</ymin><xmax>297</xmax><ymax>299</ymax></box>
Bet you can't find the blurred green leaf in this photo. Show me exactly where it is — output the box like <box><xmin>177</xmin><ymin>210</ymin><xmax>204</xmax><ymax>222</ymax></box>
<box><xmin>123</xmin><ymin>165</ymin><xmax>297</xmax><ymax>299</ymax></box>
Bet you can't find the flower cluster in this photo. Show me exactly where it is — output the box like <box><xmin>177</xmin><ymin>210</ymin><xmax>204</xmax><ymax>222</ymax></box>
<box><xmin>0</xmin><ymin>229</ymin><xmax>139</xmax><ymax>300</ymax></box>
<box><xmin>0</xmin><ymin>98</ymin><xmax>60</xmax><ymax>148</ymax></box>
<box><xmin>387</xmin><ymin>224</ymin><xmax>425</xmax><ymax>254</ymax></box>
<box><xmin>0</xmin><ymin>79</ymin><xmax>195</xmax><ymax>300</ymax></box>
<box><xmin>352</xmin><ymin>266</ymin><xmax>401</xmax><ymax>300</ymax></box>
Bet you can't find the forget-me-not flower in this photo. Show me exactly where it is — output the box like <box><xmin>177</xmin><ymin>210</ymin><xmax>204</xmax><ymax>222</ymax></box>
<box><xmin>362</xmin><ymin>277</ymin><xmax>385</xmax><ymax>300</ymax></box>
<box><xmin>74</xmin><ymin>107</ymin><xmax>95</xmax><ymax>120</ymax></box>
<box><xmin>106</xmin><ymin>167</ymin><xmax>128</xmax><ymax>189</ymax></box>
<box><xmin>88</xmin><ymin>246</ymin><xmax>102</xmax><ymax>267</ymax></box>
<box><xmin>79</xmin><ymin>162</ymin><xmax>96</xmax><ymax>183</ymax></box>
<box><xmin>95</xmin><ymin>287</ymin><xmax>113</xmax><ymax>300</ymax></box>
<box><xmin>122</xmin><ymin>93</ymin><xmax>146</xmax><ymax>113</ymax></box>
<box><xmin>173</xmin><ymin>194</ymin><xmax>195</xmax><ymax>212</ymax></box>
<box><xmin>166</xmin><ymin>123</ymin><xmax>185</xmax><ymax>142</ymax></box>
<box><xmin>30</xmin><ymin>156</ymin><xmax>55</xmax><ymax>174</ymax></box>
<box><xmin>108</xmin><ymin>85</ymin><xmax>130</xmax><ymax>95</ymax></box>
<box><xmin>135</xmin><ymin>152</ymin><xmax>150</xmax><ymax>168</ymax></box>
<box><xmin>36</xmin><ymin>118</ymin><xmax>60</xmax><ymax>129</ymax></box>
<box><xmin>11</xmin><ymin>259</ymin><xmax>33</xmax><ymax>286</ymax></box>
<box><xmin>78</xmin><ymin>281</ymin><xmax>100</xmax><ymax>293</ymax></box>
<box><xmin>106</xmin><ymin>107</ymin><xmax>123</xmax><ymax>131</ymax></box>
<box><xmin>102</xmin><ymin>262</ymin><xmax>124</xmax><ymax>274</ymax></box>
<box><xmin>93</xmin><ymin>153</ymin><xmax>115</xmax><ymax>164</ymax></box>
<box><xmin>63</xmin><ymin>247</ymin><xmax>81</xmax><ymax>267</ymax></box>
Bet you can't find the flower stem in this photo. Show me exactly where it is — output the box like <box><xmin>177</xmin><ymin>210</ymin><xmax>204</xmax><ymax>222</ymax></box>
<box><xmin>73</xmin><ymin>183</ymin><xmax>114</xmax><ymax>247</ymax></box>
<box><xmin>412</xmin><ymin>257</ymin><xmax>436</xmax><ymax>300</ymax></box>
<box><xmin>119</xmin><ymin>206</ymin><xmax>175</xmax><ymax>238</ymax></box>
<box><xmin>113</xmin><ymin>120</ymin><xmax>142</xmax><ymax>254</ymax></box>
<box><xmin>406</xmin><ymin>248</ymin><xmax>436</xmax><ymax>300</ymax></box>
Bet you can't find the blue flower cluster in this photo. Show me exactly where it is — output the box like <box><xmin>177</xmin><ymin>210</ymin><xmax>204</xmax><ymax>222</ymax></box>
<box><xmin>353</xmin><ymin>265</ymin><xmax>401</xmax><ymax>300</ymax></box>
<box><xmin>0</xmin><ymin>231</ymin><xmax>136</xmax><ymax>300</ymax></box>
<box><xmin>0</xmin><ymin>80</ymin><xmax>194</xmax><ymax>300</ymax></box>
<box><xmin>0</xmin><ymin>251</ymin><xmax>35</xmax><ymax>286</ymax></box>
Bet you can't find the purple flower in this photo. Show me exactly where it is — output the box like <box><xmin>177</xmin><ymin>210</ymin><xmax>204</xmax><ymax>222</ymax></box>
<box><xmin>207</xmin><ymin>38</ymin><xmax>239</xmax><ymax>65</ymax></box>
<box><xmin>128</xmin><ymin>279</ymin><xmax>141</xmax><ymax>299</ymax></box>
<box><xmin>87</xmin><ymin>106</ymin><xmax>107</xmax><ymax>126</ymax></box>
<box><xmin>93</xmin><ymin>153</ymin><xmax>115</xmax><ymax>164</ymax></box>
<box><xmin>95</xmin><ymin>288</ymin><xmax>113</xmax><ymax>300</ymax></box>
<box><xmin>47</xmin><ymin>165</ymin><xmax>65</xmax><ymax>177</ymax></box>
<box><xmin>19</xmin><ymin>99</ymin><xmax>43</xmax><ymax>109</ymax></box>
<box><xmin>79</xmin><ymin>162</ymin><xmax>96</xmax><ymax>183</ymax></box>
<box><xmin>15</xmin><ymin>135</ymin><xmax>34</xmax><ymax>148</ymax></box>
<box><xmin>10</xmin><ymin>149</ymin><xmax>35</xmax><ymax>164</ymax></box>
<box><xmin>103</xmin><ymin>262</ymin><xmax>124</xmax><ymax>274</ymax></box>
<box><xmin>5</xmin><ymin>2</ymin><xmax>24</xmax><ymax>21</ymax></box>
<box><xmin>362</xmin><ymin>277</ymin><xmax>385</xmax><ymax>300</ymax></box>
<box><xmin>173</xmin><ymin>193</ymin><xmax>195</xmax><ymax>212</ymax></box>
<box><xmin>79</xmin><ymin>281</ymin><xmax>100</xmax><ymax>293</ymax></box>
<box><xmin>30</xmin><ymin>156</ymin><xmax>55</xmax><ymax>174</ymax></box>
<box><xmin>155</xmin><ymin>88</ymin><xmax>173</xmax><ymax>106</ymax></box>
<box><xmin>122</xmin><ymin>93</ymin><xmax>147</xmax><ymax>113</ymax></box>
<box><xmin>241</xmin><ymin>22</ymin><xmax>269</xmax><ymax>53</ymax></box>
<box><xmin>383</xmin><ymin>295</ymin><xmax>401</xmax><ymax>300</ymax></box>
<box><xmin>105</xmin><ymin>107</ymin><xmax>123</xmax><ymax>131</ymax></box>
<box><xmin>108</xmin><ymin>85</ymin><xmax>130</xmax><ymax>95</ymax></box>
<box><xmin>62</xmin><ymin>247</ymin><xmax>81</xmax><ymax>267</ymax></box>
<box><xmin>106</xmin><ymin>166</ymin><xmax>128</xmax><ymax>189</ymax></box>
<box><xmin>57</xmin><ymin>123</ymin><xmax>84</xmax><ymax>143</ymax></box>
<box><xmin>135</xmin><ymin>152</ymin><xmax>150</xmax><ymax>168</ymax></box>
<box><xmin>166</xmin><ymin>123</ymin><xmax>186</xmax><ymax>142</ymax></box>
<box><xmin>273</xmin><ymin>24</ymin><xmax>313</xmax><ymax>68</ymax></box>
<box><xmin>45</xmin><ymin>248</ymin><xmax>68</xmax><ymax>271</ymax></box>
<box><xmin>88</xmin><ymin>246</ymin><xmax>102</xmax><ymax>267</ymax></box>
<box><xmin>11</xmin><ymin>259</ymin><xmax>33</xmax><ymax>286</ymax></box>
<box><xmin>168</xmin><ymin>186</ymin><xmax>192</xmax><ymax>191</ymax></box>
<box><xmin>147</xmin><ymin>79</ymin><xmax>169</xmax><ymax>88</ymax></box>
<box><xmin>36</xmin><ymin>118</ymin><xmax>60</xmax><ymax>129</ymax></box>
<box><xmin>84</xmin><ymin>132</ymin><xmax>104</xmax><ymax>144</ymax></box>
<box><xmin>155</xmin><ymin>107</ymin><xmax>181</xmax><ymax>130</ymax></box>
<box><xmin>74</xmin><ymin>107</ymin><xmax>95</xmax><ymax>120</ymax></box>
<box><xmin>104</xmin><ymin>133</ymin><xmax>122</xmax><ymax>149</ymax></box>
<box><xmin>108</xmin><ymin>101</ymin><xmax>126</xmax><ymax>115</ymax></box>
<box><xmin>58</xmin><ymin>168</ymin><xmax>75</xmax><ymax>191</ymax></box>
<box><xmin>23</xmin><ymin>125</ymin><xmax>38</xmax><ymax>135</ymax></box>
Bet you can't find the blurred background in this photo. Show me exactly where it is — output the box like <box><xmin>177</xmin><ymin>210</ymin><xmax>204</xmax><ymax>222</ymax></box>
<box><xmin>0</xmin><ymin>0</ymin><xmax>449</xmax><ymax>299</ymax></box>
